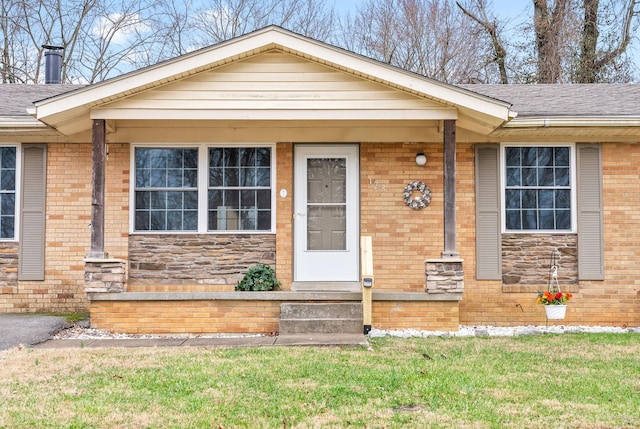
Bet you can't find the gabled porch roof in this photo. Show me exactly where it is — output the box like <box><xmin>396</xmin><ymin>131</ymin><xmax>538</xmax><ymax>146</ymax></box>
<box><xmin>33</xmin><ymin>26</ymin><xmax>515</xmax><ymax>138</ymax></box>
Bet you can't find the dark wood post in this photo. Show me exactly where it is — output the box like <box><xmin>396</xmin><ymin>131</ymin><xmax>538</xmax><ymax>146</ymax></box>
<box><xmin>443</xmin><ymin>119</ymin><xmax>459</xmax><ymax>258</ymax></box>
<box><xmin>88</xmin><ymin>119</ymin><xmax>107</xmax><ymax>259</ymax></box>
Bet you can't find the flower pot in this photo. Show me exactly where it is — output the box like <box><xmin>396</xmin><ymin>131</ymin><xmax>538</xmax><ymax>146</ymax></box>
<box><xmin>544</xmin><ymin>305</ymin><xmax>567</xmax><ymax>320</ymax></box>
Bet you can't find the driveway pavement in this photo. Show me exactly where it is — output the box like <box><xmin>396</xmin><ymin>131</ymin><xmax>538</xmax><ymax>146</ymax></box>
<box><xmin>0</xmin><ymin>314</ymin><xmax>69</xmax><ymax>350</ymax></box>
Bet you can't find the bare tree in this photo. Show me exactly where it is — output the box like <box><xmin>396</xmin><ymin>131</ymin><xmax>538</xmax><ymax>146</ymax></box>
<box><xmin>575</xmin><ymin>0</ymin><xmax>639</xmax><ymax>82</ymax></box>
<box><xmin>338</xmin><ymin>0</ymin><xmax>495</xmax><ymax>83</ymax></box>
<box><xmin>533</xmin><ymin>0</ymin><xmax>573</xmax><ymax>82</ymax></box>
<box><xmin>456</xmin><ymin>0</ymin><xmax>508</xmax><ymax>83</ymax></box>
<box><xmin>190</xmin><ymin>0</ymin><xmax>333</xmax><ymax>45</ymax></box>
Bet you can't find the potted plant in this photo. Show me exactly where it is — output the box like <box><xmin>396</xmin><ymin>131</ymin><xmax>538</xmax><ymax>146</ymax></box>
<box><xmin>536</xmin><ymin>290</ymin><xmax>573</xmax><ymax>320</ymax></box>
<box><xmin>235</xmin><ymin>264</ymin><xmax>281</xmax><ymax>291</ymax></box>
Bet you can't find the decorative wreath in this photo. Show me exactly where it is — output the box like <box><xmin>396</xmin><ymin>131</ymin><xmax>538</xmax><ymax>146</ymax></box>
<box><xmin>403</xmin><ymin>180</ymin><xmax>431</xmax><ymax>210</ymax></box>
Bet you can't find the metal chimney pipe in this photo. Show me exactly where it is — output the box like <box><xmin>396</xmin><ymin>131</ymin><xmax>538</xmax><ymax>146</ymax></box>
<box><xmin>42</xmin><ymin>45</ymin><xmax>64</xmax><ymax>84</ymax></box>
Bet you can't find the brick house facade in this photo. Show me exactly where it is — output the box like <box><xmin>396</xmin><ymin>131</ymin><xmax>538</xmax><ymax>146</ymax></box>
<box><xmin>1</xmin><ymin>27</ymin><xmax>638</xmax><ymax>332</ymax></box>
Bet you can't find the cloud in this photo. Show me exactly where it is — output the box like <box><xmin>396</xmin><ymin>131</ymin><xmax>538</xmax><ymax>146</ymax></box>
<box><xmin>92</xmin><ymin>13</ymin><xmax>152</xmax><ymax>46</ymax></box>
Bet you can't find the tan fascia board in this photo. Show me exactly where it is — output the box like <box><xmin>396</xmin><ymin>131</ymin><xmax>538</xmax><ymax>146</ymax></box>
<box><xmin>502</xmin><ymin>116</ymin><xmax>640</xmax><ymax>128</ymax></box>
<box><xmin>35</xmin><ymin>27</ymin><xmax>513</xmax><ymax>130</ymax></box>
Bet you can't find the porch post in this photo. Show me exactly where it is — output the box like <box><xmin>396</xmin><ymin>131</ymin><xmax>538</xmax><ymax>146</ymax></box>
<box><xmin>88</xmin><ymin>119</ymin><xmax>107</xmax><ymax>259</ymax></box>
<box><xmin>442</xmin><ymin>119</ymin><xmax>459</xmax><ymax>258</ymax></box>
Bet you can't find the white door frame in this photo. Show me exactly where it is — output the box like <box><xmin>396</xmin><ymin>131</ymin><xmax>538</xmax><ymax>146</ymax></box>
<box><xmin>293</xmin><ymin>144</ymin><xmax>359</xmax><ymax>283</ymax></box>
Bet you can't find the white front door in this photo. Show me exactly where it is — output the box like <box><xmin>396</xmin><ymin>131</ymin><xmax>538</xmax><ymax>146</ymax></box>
<box><xmin>294</xmin><ymin>145</ymin><xmax>359</xmax><ymax>282</ymax></box>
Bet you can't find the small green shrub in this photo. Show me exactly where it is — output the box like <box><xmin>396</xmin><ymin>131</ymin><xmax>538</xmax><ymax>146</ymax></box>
<box><xmin>235</xmin><ymin>264</ymin><xmax>281</xmax><ymax>291</ymax></box>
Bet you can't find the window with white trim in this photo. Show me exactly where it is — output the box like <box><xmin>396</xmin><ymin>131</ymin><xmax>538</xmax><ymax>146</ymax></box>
<box><xmin>133</xmin><ymin>145</ymin><xmax>274</xmax><ymax>233</ymax></box>
<box><xmin>208</xmin><ymin>147</ymin><xmax>272</xmax><ymax>231</ymax></box>
<box><xmin>504</xmin><ymin>145</ymin><xmax>574</xmax><ymax>232</ymax></box>
<box><xmin>0</xmin><ymin>146</ymin><xmax>17</xmax><ymax>239</ymax></box>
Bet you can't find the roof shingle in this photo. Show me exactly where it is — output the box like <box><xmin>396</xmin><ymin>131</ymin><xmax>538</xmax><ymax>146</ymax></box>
<box><xmin>0</xmin><ymin>84</ymin><xmax>84</xmax><ymax>116</ymax></box>
<box><xmin>460</xmin><ymin>84</ymin><xmax>640</xmax><ymax>117</ymax></box>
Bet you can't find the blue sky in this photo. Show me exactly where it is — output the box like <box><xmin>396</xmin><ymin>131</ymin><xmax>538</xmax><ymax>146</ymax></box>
<box><xmin>332</xmin><ymin>0</ymin><xmax>531</xmax><ymax>21</ymax></box>
<box><xmin>330</xmin><ymin>0</ymin><xmax>639</xmax><ymax>72</ymax></box>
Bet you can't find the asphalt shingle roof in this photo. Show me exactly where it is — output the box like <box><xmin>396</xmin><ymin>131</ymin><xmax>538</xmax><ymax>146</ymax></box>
<box><xmin>0</xmin><ymin>84</ymin><xmax>84</xmax><ymax>116</ymax></box>
<box><xmin>460</xmin><ymin>84</ymin><xmax>640</xmax><ymax>117</ymax></box>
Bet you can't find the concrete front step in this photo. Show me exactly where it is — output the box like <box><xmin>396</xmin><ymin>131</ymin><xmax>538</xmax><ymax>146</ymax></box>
<box><xmin>279</xmin><ymin>302</ymin><xmax>363</xmax><ymax>335</ymax></box>
<box><xmin>281</xmin><ymin>302</ymin><xmax>363</xmax><ymax>319</ymax></box>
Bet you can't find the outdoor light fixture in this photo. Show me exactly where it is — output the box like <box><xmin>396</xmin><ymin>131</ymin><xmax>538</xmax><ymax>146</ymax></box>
<box><xmin>415</xmin><ymin>152</ymin><xmax>427</xmax><ymax>166</ymax></box>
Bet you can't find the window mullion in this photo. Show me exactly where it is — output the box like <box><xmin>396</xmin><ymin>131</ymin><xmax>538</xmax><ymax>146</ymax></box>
<box><xmin>198</xmin><ymin>145</ymin><xmax>208</xmax><ymax>234</ymax></box>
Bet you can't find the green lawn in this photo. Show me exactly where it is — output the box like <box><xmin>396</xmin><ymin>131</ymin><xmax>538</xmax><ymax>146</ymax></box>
<box><xmin>1</xmin><ymin>333</ymin><xmax>638</xmax><ymax>428</ymax></box>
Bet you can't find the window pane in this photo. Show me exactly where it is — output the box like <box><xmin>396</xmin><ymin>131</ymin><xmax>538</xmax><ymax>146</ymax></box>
<box><xmin>506</xmin><ymin>210</ymin><xmax>521</xmax><ymax>230</ymax></box>
<box><xmin>150</xmin><ymin>169</ymin><xmax>165</xmax><ymax>187</ymax></box>
<box><xmin>150</xmin><ymin>211</ymin><xmax>166</xmax><ymax>230</ymax></box>
<box><xmin>1</xmin><ymin>216</ymin><xmax>15</xmax><ymax>238</ymax></box>
<box><xmin>538</xmin><ymin>168</ymin><xmax>554</xmax><ymax>186</ymax></box>
<box><xmin>225</xmin><ymin>190</ymin><xmax>239</xmax><ymax>207</ymax></box>
<box><xmin>522</xmin><ymin>189</ymin><xmax>537</xmax><ymax>208</ymax></box>
<box><xmin>506</xmin><ymin>167</ymin><xmax>521</xmax><ymax>187</ymax></box>
<box><xmin>0</xmin><ymin>146</ymin><xmax>16</xmax><ymax>237</ymax></box>
<box><xmin>241</xmin><ymin>190</ymin><xmax>256</xmax><ymax>209</ymax></box>
<box><xmin>240</xmin><ymin>210</ymin><xmax>257</xmax><ymax>230</ymax></box>
<box><xmin>184</xmin><ymin>169</ymin><xmax>198</xmax><ymax>187</ymax></box>
<box><xmin>539</xmin><ymin>210</ymin><xmax>555</xmax><ymax>229</ymax></box>
<box><xmin>555</xmin><ymin>167</ymin><xmax>570</xmax><ymax>186</ymax></box>
<box><xmin>224</xmin><ymin>148</ymin><xmax>239</xmax><ymax>167</ymax></box>
<box><xmin>209</xmin><ymin>168</ymin><xmax>223</xmax><ymax>187</ymax></box>
<box><xmin>184</xmin><ymin>191</ymin><xmax>198</xmax><ymax>209</ymax></box>
<box><xmin>522</xmin><ymin>147</ymin><xmax>537</xmax><ymax>166</ymax></box>
<box><xmin>184</xmin><ymin>211</ymin><xmax>198</xmax><ymax>230</ymax></box>
<box><xmin>166</xmin><ymin>169</ymin><xmax>183</xmax><ymax>187</ymax></box>
<box><xmin>556</xmin><ymin>210</ymin><xmax>571</xmax><ymax>229</ymax></box>
<box><xmin>150</xmin><ymin>192</ymin><xmax>166</xmax><ymax>209</ymax></box>
<box><xmin>135</xmin><ymin>191</ymin><xmax>150</xmax><ymax>209</ymax></box>
<box><xmin>240</xmin><ymin>167</ymin><xmax>256</xmax><ymax>187</ymax></box>
<box><xmin>135</xmin><ymin>211</ymin><xmax>150</xmax><ymax>230</ymax></box>
<box><xmin>134</xmin><ymin>148</ymin><xmax>199</xmax><ymax>231</ymax></box>
<box><xmin>1</xmin><ymin>194</ymin><xmax>15</xmax><ymax>213</ymax></box>
<box><xmin>556</xmin><ymin>190</ymin><xmax>571</xmax><ymax>209</ymax></box>
<box><xmin>239</xmin><ymin>148</ymin><xmax>255</xmax><ymax>166</ymax></box>
<box><xmin>257</xmin><ymin>211</ymin><xmax>271</xmax><ymax>230</ymax></box>
<box><xmin>537</xmin><ymin>147</ymin><xmax>553</xmax><ymax>166</ymax></box>
<box><xmin>1</xmin><ymin>147</ymin><xmax>16</xmax><ymax>168</ymax></box>
<box><xmin>136</xmin><ymin>169</ymin><xmax>150</xmax><ymax>187</ymax></box>
<box><xmin>208</xmin><ymin>190</ymin><xmax>223</xmax><ymax>209</ymax></box>
<box><xmin>256</xmin><ymin>168</ymin><xmax>270</xmax><ymax>187</ymax></box>
<box><xmin>522</xmin><ymin>210</ymin><xmax>537</xmax><ymax>229</ymax></box>
<box><xmin>539</xmin><ymin>190</ymin><xmax>554</xmax><ymax>208</ymax></box>
<box><xmin>166</xmin><ymin>211</ymin><xmax>183</xmax><ymax>230</ymax></box>
<box><xmin>505</xmin><ymin>147</ymin><xmax>520</xmax><ymax>166</ymax></box>
<box><xmin>555</xmin><ymin>147</ymin><xmax>569</xmax><ymax>166</ymax></box>
<box><xmin>257</xmin><ymin>190</ymin><xmax>271</xmax><ymax>209</ymax></box>
<box><xmin>166</xmin><ymin>191</ymin><xmax>182</xmax><ymax>209</ymax></box>
<box><xmin>504</xmin><ymin>146</ymin><xmax>573</xmax><ymax>232</ymax></box>
<box><xmin>505</xmin><ymin>190</ymin><xmax>521</xmax><ymax>209</ymax></box>
<box><xmin>1</xmin><ymin>170</ymin><xmax>15</xmax><ymax>191</ymax></box>
<box><xmin>210</xmin><ymin>148</ymin><xmax>223</xmax><ymax>168</ymax></box>
<box><xmin>256</xmin><ymin>148</ymin><xmax>270</xmax><ymax>167</ymax></box>
<box><xmin>224</xmin><ymin>168</ymin><xmax>239</xmax><ymax>187</ymax></box>
<box><xmin>208</xmin><ymin>147</ymin><xmax>272</xmax><ymax>231</ymax></box>
<box><xmin>522</xmin><ymin>168</ymin><xmax>537</xmax><ymax>186</ymax></box>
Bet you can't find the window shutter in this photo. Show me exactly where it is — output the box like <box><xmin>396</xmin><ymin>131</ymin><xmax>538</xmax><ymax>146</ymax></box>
<box><xmin>577</xmin><ymin>144</ymin><xmax>604</xmax><ymax>280</ymax></box>
<box><xmin>19</xmin><ymin>144</ymin><xmax>46</xmax><ymax>280</ymax></box>
<box><xmin>475</xmin><ymin>145</ymin><xmax>501</xmax><ymax>280</ymax></box>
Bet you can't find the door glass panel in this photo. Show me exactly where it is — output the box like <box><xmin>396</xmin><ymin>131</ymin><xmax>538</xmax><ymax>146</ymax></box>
<box><xmin>307</xmin><ymin>158</ymin><xmax>346</xmax><ymax>250</ymax></box>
